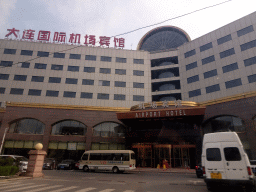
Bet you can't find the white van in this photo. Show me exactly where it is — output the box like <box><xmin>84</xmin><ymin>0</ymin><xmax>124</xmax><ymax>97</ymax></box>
<box><xmin>202</xmin><ymin>132</ymin><xmax>256</xmax><ymax>191</ymax></box>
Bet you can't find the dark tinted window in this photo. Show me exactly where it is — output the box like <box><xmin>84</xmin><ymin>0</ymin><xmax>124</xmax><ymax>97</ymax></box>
<box><xmin>90</xmin><ymin>153</ymin><xmax>101</xmax><ymax>160</ymax></box>
<box><xmin>206</xmin><ymin>84</ymin><xmax>220</xmax><ymax>94</ymax></box>
<box><xmin>133</xmin><ymin>70</ymin><xmax>144</xmax><ymax>76</ymax></box>
<box><xmin>240</xmin><ymin>40</ymin><xmax>256</xmax><ymax>51</ymax></box>
<box><xmin>14</xmin><ymin>75</ymin><xmax>27</xmax><ymax>81</ymax></box>
<box><xmin>84</xmin><ymin>67</ymin><xmax>95</xmax><ymax>73</ymax></box>
<box><xmin>69</xmin><ymin>54</ymin><xmax>81</xmax><ymax>59</ymax></box>
<box><xmin>63</xmin><ymin>91</ymin><xmax>76</xmax><ymax>98</ymax></box>
<box><xmin>37</xmin><ymin>51</ymin><xmax>49</xmax><ymax>57</ymax></box>
<box><xmin>224</xmin><ymin>147</ymin><xmax>241</xmax><ymax>161</ymax></box>
<box><xmin>0</xmin><ymin>87</ymin><xmax>6</xmax><ymax>94</ymax></box>
<box><xmin>204</xmin><ymin>69</ymin><xmax>217</xmax><ymax>79</ymax></box>
<box><xmin>85</xmin><ymin>55</ymin><xmax>96</xmax><ymax>61</ymax></box>
<box><xmin>222</xmin><ymin>63</ymin><xmax>238</xmax><ymax>73</ymax></box>
<box><xmin>200</xmin><ymin>42</ymin><xmax>213</xmax><ymax>52</ymax></box>
<box><xmin>31</xmin><ymin>76</ymin><xmax>44</xmax><ymax>82</ymax></box>
<box><xmin>82</xmin><ymin>154</ymin><xmax>88</xmax><ymax>160</ymax></box>
<box><xmin>21</xmin><ymin>62</ymin><xmax>30</xmax><ymax>68</ymax></box>
<box><xmin>0</xmin><ymin>74</ymin><xmax>9</xmax><ymax>80</ymax></box>
<box><xmin>184</xmin><ymin>49</ymin><xmax>196</xmax><ymax>58</ymax></box>
<box><xmin>220</xmin><ymin>48</ymin><xmax>235</xmax><ymax>59</ymax></box>
<box><xmin>97</xmin><ymin>93</ymin><xmax>109</xmax><ymax>100</ymax></box>
<box><xmin>248</xmin><ymin>74</ymin><xmax>256</xmax><ymax>83</ymax></box>
<box><xmin>65</xmin><ymin>78</ymin><xmax>78</xmax><ymax>84</ymax></box>
<box><xmin>53</xmin><ymin>52</ymin><xmax>65</xmax><ymax>58</ymax></box>
<box><xmin>114</xmin><ymin>94</ymin><xmax>125</xmax><ymax>100</ymax></box>
<box><xmin>0</xmin><ymin>61</ymin><xmax>13</xmax><ymax>67</ymax></box>
<box><xmin>68</xmin><ymin>66</ymin><xmax>79</xmax><ymax>72</ymax></box>
<box><xmin>81</xmin><ymin>92</ymin><xmax>93</xmax><ymax>99</ymax></box>
<box><xmin>189</xmin><ymin>89</ymin><xmax>201</xmax><ymax>98</ymax></box>
<box><xmin>82</xmin><ymin>79</ymin><xmax>94</xmax><ymax>85</ymax></box>
<box><xmin>49</xmin><ymin>77</ymin><xmax>61</xmax><ymax>83</ymax></box>
<box><xmin>101</xmin><ymin>56</ymin><xmax>111</xmax><ymax>62</ymax></box>
<box><xmin>51</xmin><ymin>64</ymin><xmax>63</xmax><ymax>70</ymax></box>
<box><xmin>21</xmin><ymin>50</ymin><xmax>33</xmax><ymax>56</ymax></box>
<box><xmin>244</xmin><ymin>56</ymin><xmax>256</xmax><ymax>67</ymax></box>
<box><xmin>186</xmin><ymin>61</ymin><xmax>197</xmax><ymax>71</ymax></box>
<box><xmin>99</xmin><ymin>68</ymin><xmax>111</xmax><ymax>74</ymax></box>
<box><xmin>10</xmin><ymin>88</ymin><xmax>24</xmax><ymax>95</ymax></box>
<box><xmin>99</xmin><ymin>80</ymin><xmax>110</xmax><ymax>86</ymax></box>
<box><xmin>133</xmin><ymin>82</ymin><xmax>144</xmax><ymax>88</ymax></box>
<box><xmin>116</xmin><ymin>57</ymin><xmax>127</xmax><ymax>63</ymax></box>
<box><xmin>35</xmin><ymin>63</ymin><xmax>47</xmax><ymax>69</ymax></box>
<box><xmin>187</xmin><ymin>75</ymin><xmax>199</xmax><ymax>84</ymax></box>
<box><xmin>115</xmin><ymin>69</ymin><xmax>126</xmax><ymax>75</ymax></box>
<box><xmin>206</xmin><ymin>148</ymin><xmax>221</xmax><ymax>161</ymax></box>
<box><xmin>115</xmin><ymin>81</ymin><xmax>126</xmax><ymax>87</ymax></box>
<box><xmin>133</xmin><ymin>59</ymin><xmax>144</xmax><ymax>64</ymax></box>
<box><xmin>4</xmin><ymin>49</ymin><xmax>16</xmax><ymax>54</ymax></box>
<box><xmin>202</xmin><ymin>55</ymin><xmax>215</xmax><ymax>65</ymax></box>
<box><xmin>225</xmin><ymin>78</ymin><xmax>242</xmax><ymax>89</ymax></box>
<box><xmin>133</xmin><ymin>95</ymin><xmax>144</xmax><ymax>101</ymax></box>
<box><xmin>28</xmin><ymin>89</ymin><xmax>41</xmax><ymax>96</ymax></box>
<box><xmin>237</xmin><ymin>25</ymin><xmax>254</xmax><ymax>37</ymax></box>
<box><xmin>46</xmin><ymin>90</ymin><xmax>59</xmax><ymax>97</ymax></box>
<box><xmin>217</xmin><ymin>34</ymin><xmax>232</xmax><ymax>45</ymax></box>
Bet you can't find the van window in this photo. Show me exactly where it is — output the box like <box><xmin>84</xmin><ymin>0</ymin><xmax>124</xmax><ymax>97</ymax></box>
<box><xmin>224</xmin><ymin>147</ymin><xmax>241</xmax><ymax>161</ymax></box>
<box><xmin>82</xmin><ymin>154</ymin><xmax>88</xmax><ymax>160</ymax></box>
<box><xmin>206</xmin><ymin>148</ymin><xmax>221</xmax><ymax>161</ymax></box>
<box><xmin>90</xmin><ymin>153</ymin><xmax>101</xmax><ymax>160</ymax></box>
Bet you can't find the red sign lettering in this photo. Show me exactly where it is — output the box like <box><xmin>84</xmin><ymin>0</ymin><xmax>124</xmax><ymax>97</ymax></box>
<box><xmin>53</xmin><ymin>32</ymin><xmax>66</xmax><ymax>43</ymax></box>
<box><xmin>99</xmin><ymin>36</ymin><xmax>110</xmax><ymax>47</ymax></box>
<box><xmin>22</xmin><ymin>29</ymin><xmax>35</xmax><ymax>40</ymax></box>
<box><xmin>114</xmin><ymin>37</ymin><xmax>125</xmax><ymax>48</ymax></box>
<box><xmin>5</xmin><ymin>28</ymin><xmax>20</xmax><ymax>38</ymax></box>
<box><xmin>37</xmin><ymin>30</ymin><xmax>51</xmax><ymax>41</ymax></box>
<box><xmin>69</xmin><ymin>33</ymin><xmax>81</xmax><ymax>44</ymax></box>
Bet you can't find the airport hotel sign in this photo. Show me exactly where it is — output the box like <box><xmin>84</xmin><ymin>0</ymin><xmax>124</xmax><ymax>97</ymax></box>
<box><xmin>5</xmin><ymin>28</ymin><xmax>125</xmax><ymax>48</ymax></box>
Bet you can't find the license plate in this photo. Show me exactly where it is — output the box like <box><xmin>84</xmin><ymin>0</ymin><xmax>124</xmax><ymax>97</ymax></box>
<box><xmin>60</xmin><ymin>166</ymin><xmax>64</xmax><ymax>169</ymax></box>
<box><xmin>211</xmin><ymin>172</ymin><xmax>222</xmax><ymax>179</ymax></box>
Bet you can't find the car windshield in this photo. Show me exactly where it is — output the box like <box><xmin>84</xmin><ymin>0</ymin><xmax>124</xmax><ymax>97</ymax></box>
<box><xmin>16</xmin><ymin>157</ymin><xmax>28</xmax><ymax>161</ymax></box>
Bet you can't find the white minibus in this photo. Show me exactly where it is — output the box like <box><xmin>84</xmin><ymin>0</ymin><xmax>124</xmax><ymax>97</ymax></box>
<box><xmin>78</xmin><ymin>150</ymin><xmax>136</xmax><ymax>173</ymax></box>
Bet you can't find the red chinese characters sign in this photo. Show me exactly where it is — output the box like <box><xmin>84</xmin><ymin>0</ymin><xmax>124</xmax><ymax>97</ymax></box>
<box><xmin>5</xmin><ymin>28</ymin><xmax>125</xmax><ymax>48</ymax></box>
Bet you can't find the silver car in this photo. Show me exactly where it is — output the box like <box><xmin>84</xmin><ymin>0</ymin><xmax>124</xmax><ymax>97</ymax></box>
<box><xmin>0</xmin><ymin>155</ymin><xmax>28</xmax><ymax>172</ymax></box>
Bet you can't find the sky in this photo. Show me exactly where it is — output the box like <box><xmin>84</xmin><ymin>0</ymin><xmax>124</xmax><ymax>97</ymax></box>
<box><xmin>0</xmin><ymin>0</ymin><xmax>255</xmax><ymax>50</ymax></box>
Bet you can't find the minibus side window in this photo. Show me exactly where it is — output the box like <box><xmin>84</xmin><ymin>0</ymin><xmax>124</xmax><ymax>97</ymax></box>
<box><xmin>224</xmin><ymin>147</ymin><xmax>241</xmax><ymax>161</ymax></box>
<box><xmin>90</xmin><ymin>153</ymin><xmax>101</xmax><ymax>160</ymax></box>
<box><xmin>206</xmin><ymin>148</ymin><xmax>221</xmax><ymax>161</ymax></box>
<box><xmin>113</xmin><ymin>153</ymin><xmax>121</xmax><ymax>161</ymax></box>
<box><xmin>82</xmin><ymin>154</ymin><xmax>88</xmax><ymax>160</ymax></box>
<box><xmin>122</xmin><ymin>153</ymin><xmax>129</xmax><ymax>161</ymax></box>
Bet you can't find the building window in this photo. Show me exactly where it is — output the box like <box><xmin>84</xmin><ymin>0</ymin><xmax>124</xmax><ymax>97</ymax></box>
<box><xmin>68</xmin><ymin>66</ymin><xmax>79</xmax><ymax>72</ymax></box>
<box><xmin>97</xmin><ymin>93</ymin><xmax>109</xmax><ymax>100</ymax></box>
<box><xmin>225</xmin><ymin>78</ymin><xmax>242</xmax><ymax>89</ymax></box>
<box><xmin>53</xmin><ymin>52</ymin><xmax>65</xmax><ymax>58</ymax></box>
<box><xmin>51</xmin><ymin>120</ymin><xmax>87</xmax><ymax>136</ymax></box>
<box><xmin>91</xmin><ymin>143</ymin><xmax>125</xmax><ymax>150</ymax></box>
<box><xmin>204</xmin><ymin>69</ymin><xmax>217</xmax><ymax>79</ymax></box>
<box><xmin>133</xmin><ymin>70</ymin><xmax>144</xmax><ymax>76</ymax></box>
<box><xmin>34</xmin><ymin>63</ymin><xmax>47</xmax><ymax>69</ymax></box>
<box><xmin>51</xmin><ymin>64</ymin><xmax>63</xmax><ymax>70</ymax></box>
<box><xmin>248</xmin><ymin>74</ymin><xmax>256</xmax><ymax>83</ymax></box>
<box><xmin>206</xmin><ymin>84</ymin><xmax>220</xmax><ymax>94</ymax></box>
<box><xmin>65</xmin><ymin>78</ymin><xmax>78</xmax><ymax>84</ymax></box>
<box><xmin>202</xmin><ymin>55</ymin><xmax>215</xmax><ymax>65</ymax></box>
<box><xmin>82</xmin><ymin>79</ymin><xmax>94</xmax><ymax>85</ymax></box>
<box><xmin>244</xmin><ymin>56</ymin><xmax>256</xmax><ymax>67</ymax></box>
<box><xmin>114</xmin><ymin>81</ymin><xmax>126</xmax><ymax>87</ymax></box>
<box><xmin>20</xmin><ymin>50</ymin><xmax>33</xmax><ymax>56</ymax></box>
<box><xmin>93</xmin><ymin>122</ymin><xmax>125</xmax><ymax>137</ymax></box>
<box><xmin>100</xmin><ymin>68</ymin><xmax>111</xmax><ymax>74</ymax></box>
<box><xmin>0</xmin><ymin>61</ymin><xmax>13</xmax><ymax>67</ymax></box>
<box><xmin>9</xmin><ymin>118</ymin><xmax>45</xmax><ymax>134</ymax></box>
<box><xmin>187</xmin><ymin>75</ymin><xmax>199</xmax><ymax>84</ymax></box>
<box><xmin>222</xmin><ymin>62</ymin><xmax>238</xmax><ymax>73</ymax></box>
<box><xmin>46</xmin><ymin>90</ymin><xmax>59</xmax><ymax>97</ymax></box>
<box><xmin>31</xmin><ymin>76</ymin><xmax>44</xmax><ymax>82</ymax></box>
<box><xmin>186</xmin><ymin>61</ymin><xmax>197</xmax><ymax>71</ymax></box>
<box><xmin>63</xmin><ymin>91</ymin><xmax>76</xmax><ymax>98</ymax></box>
<box><xmin>240</xmin><ymin>40</ymin><xmax>256</xmax><ymax>51</ymax></box>
<box><xmin>28</xmin><ymin>89</ymin><xmax>41</xmax><ymax>96</ymax></box>
<box><xmin>69</xmin><ymin>54</ymin><xmax>81</xmax><ymax>60</ymax></box>
<box><xmin>184</xmin><ymin>49</ymin><xmax>196</xmax><ymax>58</ymax></box>
<box><xmin>133</xmin><ymin>82</ymin><xmax>144</xmax><ymax>88</ymax></box>
<box><xmin>116</xmin><ymin>57</ymin><xmax>127</xmax><ymax>63</ymax></box>
<box><xmin>4</xmin><ymin>49</ymin><xmax>16</xmax><ymax>54</ymax></box>
<box><xmin>189</xmin><ymin>89</ymin><xmax>201</xmax><ymax>98</ymax></box>
<box><xmin>14</xmin><ymin>75</ymin><xmax>27</xmax><ymax>81</ymax></box>
<box><xmin>80</xmin><ymin>92</ymin><xmax>93</xmax><ymax>99</ymax></box>
<box><xmin>237</xmin><ymin>25</ymin><xmax>254</xmax><ymax>37</ymax></box>
<box><xmin>37</xmin><ymin>51</ymin><xmax>49</xmax><ymax>57</ymax></box>
<box><xmin>99</xmin><ymin>80</ymin><xmax>110</xmax><ymax>86</ymax></box>
<box><xmin>0</xmin><ymin>74</ymin><xmax>9</xmax><ymax>80</ymax></box>
<box><xmin>133</xmin><ymin>59</ymin><xmax>144</xmax><ymax>64</ymax></box>
<box><xmin>10</xmin><ymin>88</ymin><xmax>24</xmax><ymax>95</ymax></box>
<box><xmin>85</xmin><ymin>55</ymin><xmax>96</xmax><ymax>61</ymax></box>
<box><xmin>101</xmin><ymin>56</ymin><xmax>112</xmax><ymax>62</ymax></box>
<box><xmin>0</xmin><ymin>88</ymin><xmax>6</xmax><ymax>94</ymax></box>
<box><xmin>49</xmin><ymin>77</ymin><xmax>61</xmax><ymax>83</ymax></box>
<box><xmin>200</xmin><ymin>42</ymin><xmax>213</xmax><ymax>52</ymax></box>
<box><xmin>114</xmin><ymin>94</ymin><xmax>125</xmax><ymax>100</ymax></box>
<box><xmin>84</xmin><ymin>67</ymin><xmax>95</xmax><ymax>73</ymax></box>
<box><xmin>220</xmin><ymin>48</ymin><xmax>235</xmax><ymax>59</ymax></box>
<box><xmin>133</xmin><ymin>95</ymin><xmax>144</xmax><ymax>101</ymax></box>
<box><xmin>217</xmin><ymin>34</ymin><xmax>232</xmax><ymax>45</ymax></box>
<box><xmin>115</xmin><ymin>69</ymin><xmax>126</xmax><ymax>75</ymax></box>
<box><xmin>21</xmin><ymin>62</ymin><xmax>30</xmax><ymax>68</ymax></box>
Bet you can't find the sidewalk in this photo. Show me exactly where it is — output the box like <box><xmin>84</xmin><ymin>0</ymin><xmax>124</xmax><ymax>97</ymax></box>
<box><xmin>130</xmin><ymin>167</ymin><xmax>196</xmax><ymax>174</ymax></box>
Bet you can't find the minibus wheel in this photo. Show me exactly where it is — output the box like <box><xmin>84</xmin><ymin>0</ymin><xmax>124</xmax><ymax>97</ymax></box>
<box><xmin>112</xmin><ymin>167</ymin><xmax>119</xmax><ymax>173</ymax></box>
<box><xmin>83</xmin><ymin>165</ymin><xmax>89</xmax><ymax>172</ymax></box>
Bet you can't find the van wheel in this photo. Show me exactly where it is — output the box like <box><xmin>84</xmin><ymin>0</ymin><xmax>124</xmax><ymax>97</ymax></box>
<box><xmin>83</xmin><ymin>166</ymin><xmax>89</xmax><ymax>172</ymax></box>
<box><xmin>112</xmin><ymin>167</ymin><xmax>119</xmax><ymax>173</ymax></box>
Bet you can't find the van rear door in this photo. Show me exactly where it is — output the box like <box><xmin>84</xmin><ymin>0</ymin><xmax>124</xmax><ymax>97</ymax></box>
<box><xmin>222</xmin><ymin>142</ymin><xmax>248</xmax><ymax>180</ymax></box>
<box><xmin>205</xmin><ymin>142</ymin><xmax>227</xmax><ymax>179</ymax></box>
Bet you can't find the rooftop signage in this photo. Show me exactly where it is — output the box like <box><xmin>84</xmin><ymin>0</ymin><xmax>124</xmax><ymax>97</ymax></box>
<box><xmin>5</xmin><ymin>28</ymin><xmax>125</xmax><ymax>48</ymax></box>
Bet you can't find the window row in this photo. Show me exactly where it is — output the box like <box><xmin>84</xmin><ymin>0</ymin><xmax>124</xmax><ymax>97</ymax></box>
<box><xmin>3</xmin><ymin>49</ymin><xmax>144</xmax><ymax>64</ymax></box>
<box><xmin>184</xmin><ymin>25</ymin><xmax>254</xmax><ymax>58</ymax></box>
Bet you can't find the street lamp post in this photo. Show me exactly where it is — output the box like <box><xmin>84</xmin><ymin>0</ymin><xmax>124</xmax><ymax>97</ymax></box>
<box><xmin>0</xmin><ymin>128</ymin><xmax>8</xmax><ymax>155</ymax></box>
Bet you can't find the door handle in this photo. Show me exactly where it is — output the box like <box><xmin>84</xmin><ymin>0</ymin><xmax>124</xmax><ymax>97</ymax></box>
<box><xmin>227</xmin><ymin>162</ymin><xmax>229</xmax><ymax>166</ymax></box>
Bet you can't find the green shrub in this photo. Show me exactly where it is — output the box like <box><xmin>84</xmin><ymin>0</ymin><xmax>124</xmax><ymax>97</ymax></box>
<box><xmin>0</xmin><ymin>166</ymin><xmax>19</xmax><ymax>176</ymax></box>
